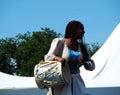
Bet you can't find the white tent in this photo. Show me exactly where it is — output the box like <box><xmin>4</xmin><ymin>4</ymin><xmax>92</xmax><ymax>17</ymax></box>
<box><xmin>0</xmin><ymin>23</ymin><xmax>120</xmax><ymax>89</ymax></box>
<box><xmin>81</xmin><ymin>23</ymin><xmax>120</xmax><ymax>88</ymax></box>
<box><xmin>0</xmin><ymin>72</ymin><xmax>37</xmax><ymax>89</ymax></box>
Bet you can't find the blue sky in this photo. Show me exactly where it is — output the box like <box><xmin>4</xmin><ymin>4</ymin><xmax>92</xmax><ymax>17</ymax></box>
<box><xmin>0</xmin><ymin>0</ymin><xmax>120</xmax><ymax>44</ymax></box>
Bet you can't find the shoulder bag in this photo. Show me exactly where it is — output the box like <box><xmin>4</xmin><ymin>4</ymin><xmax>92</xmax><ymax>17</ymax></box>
<box><xmin>34</xmin><ymin>61</ymin><xmax>65</xmax><ymax>89</ymax></box>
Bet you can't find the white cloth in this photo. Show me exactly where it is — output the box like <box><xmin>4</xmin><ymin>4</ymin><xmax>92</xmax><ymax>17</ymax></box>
<box><xmin>61</xmin><ymin>73</ymin><xmax>88</xmax><ymax>95</ymax></box>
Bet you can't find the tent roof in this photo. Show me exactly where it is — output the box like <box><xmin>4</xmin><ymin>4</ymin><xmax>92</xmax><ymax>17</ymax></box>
<box><xmin>81</xmin><ymin>23</ymin><xmax>120</xmax><ymax>87</ymax></box>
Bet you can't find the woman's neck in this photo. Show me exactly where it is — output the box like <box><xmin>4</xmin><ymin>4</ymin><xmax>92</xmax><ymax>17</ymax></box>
<box><xmin>65</xmin><ymin>38</ymin><xmax>78</xmax><ymax>51</ymax></box>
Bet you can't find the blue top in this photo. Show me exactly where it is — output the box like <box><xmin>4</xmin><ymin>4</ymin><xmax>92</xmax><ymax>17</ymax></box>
<box><xmin>68</xmin><ymin>48</ymin><xmax>81</xmax><ymax>74</ymax></box>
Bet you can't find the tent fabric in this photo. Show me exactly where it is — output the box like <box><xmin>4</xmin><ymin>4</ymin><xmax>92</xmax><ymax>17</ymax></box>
<box><xmin>0</xmin><ymin>72</ymin><xmax>37</xmax><ymax>89</ymax></box>
<box><xmin>80</xmin><ymin>23</ymin><xmax>120</xmax><ymax>87</ymax></box>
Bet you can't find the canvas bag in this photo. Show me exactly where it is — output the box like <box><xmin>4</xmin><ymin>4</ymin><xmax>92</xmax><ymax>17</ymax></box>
<box><xmin>34</xmin><ymin>39</ymin><xmax>66</xmax><ymax>89</ymax></box>
<box><xmin>34</xmin><ymin>61</ymin><xmax>65</xmax><ymax>89</ymax></box>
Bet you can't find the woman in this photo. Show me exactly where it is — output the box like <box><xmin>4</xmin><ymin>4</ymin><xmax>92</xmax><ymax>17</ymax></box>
<box><xmin>45</xmin><ymin>20</ymin><xmax>95</xmax><ymax>95</ymax></box>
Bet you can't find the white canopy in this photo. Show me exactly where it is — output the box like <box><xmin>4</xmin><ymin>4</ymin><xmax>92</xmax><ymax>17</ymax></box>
<box><xmin>0</xmin><ymin>72</ymin><xmax>37</xmax><ymax>89</ymax></box>
<box><xmin>0</xmin><ymin>23</ymin><xmax>120</xmax><ymax>89</ymax></box>
<box><xmin>81</xmin><ymin>23</ymin><xmax>120</xmax><ymax>87</ymax></box>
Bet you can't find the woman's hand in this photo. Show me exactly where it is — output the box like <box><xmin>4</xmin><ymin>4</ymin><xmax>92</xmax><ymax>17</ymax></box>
<box><xmin>55</xmin><ymin>57</ymin><xmax>66</xmax><ymax>64</ymax></box>
<box><xmin>79</xmin><ymin>58</ymin><xmax>84</xmax><ymax>65</ymax></box>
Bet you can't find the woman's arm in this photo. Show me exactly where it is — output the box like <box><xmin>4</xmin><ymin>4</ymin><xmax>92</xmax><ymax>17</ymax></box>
<box><xmin>44</xmin><ymin>38</ymin><xmax>59</xmax><ymax>61</ymax></box>
<box><xmin>44</xmin><ymin>38</ymin><xmax>66</xmax><ymax>64</ymax></box>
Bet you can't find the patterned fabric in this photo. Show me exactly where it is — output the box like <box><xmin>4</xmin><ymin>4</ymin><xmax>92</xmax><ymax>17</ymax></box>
<box><xmin>34</xmin><ymin>61</ymin><xmax>65</xmax><ymax>89</ymax></box>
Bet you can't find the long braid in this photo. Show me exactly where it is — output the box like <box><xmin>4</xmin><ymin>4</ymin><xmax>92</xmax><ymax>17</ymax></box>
<box><xmin>79</xmin><ymin>36</ymin><xmax>89</xmax><ymax>61</ymax></box>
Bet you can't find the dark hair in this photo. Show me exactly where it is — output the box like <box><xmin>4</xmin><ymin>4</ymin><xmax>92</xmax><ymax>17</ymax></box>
<box><xmin>80</xmin><ymin>43</ymin><xmax>90</xmax><ymax>61</ymax></box>
<box><xmin>64</xmin><ymin>20</ymin><xmax>84</xmax><ymax>38</ymax></box>
<box><xmin>64</xmin><ymin>20</ymin><xmax>89</xmax><ymax>61</ymax></box>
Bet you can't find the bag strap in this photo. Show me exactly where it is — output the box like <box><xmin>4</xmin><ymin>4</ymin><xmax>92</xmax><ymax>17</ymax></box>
<box><xmin>59</xmin><ymin>39</ymin><xmax>65</xmax><ymax>57</ymax></box>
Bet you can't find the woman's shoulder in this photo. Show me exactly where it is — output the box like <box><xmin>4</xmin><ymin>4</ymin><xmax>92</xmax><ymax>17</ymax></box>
<box><xmin>52</xmin><ymin>38</ymin><xmax>65</xmax><ymax>42</ymax></box>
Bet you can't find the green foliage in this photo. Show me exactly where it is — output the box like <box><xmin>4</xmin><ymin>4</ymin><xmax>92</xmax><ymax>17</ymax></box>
<box><xmin>86</xmin><ymin>42</ymin><xmax>101</xmax><ymax>56</ymax></box>
<box><xmin>0</xmin><ymin>38</ymin><xmax>17</xmax><ymax>74</ymax></box>
<box><xmin>0</xmin><ymin>27</ymin><xmax>100</xmax><ymax>76</ymax></box>
<box><xmin>0</xmin><ymin>28</ymin><xmax>61</xmax><ymax>76</ymax></box>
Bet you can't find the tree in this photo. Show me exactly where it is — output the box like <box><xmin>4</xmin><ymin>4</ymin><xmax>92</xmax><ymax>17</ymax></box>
<box><xmin>86</xmin><ymin>42</ymin><xmax>101</xmax><ymax>56</ymax></box>
<box><xmin>14</xmin><ymin>28</ymin><xmax>61</xmax><ymax>76</ymax></box>
<box><xmin>0</xmin><ymin>28</ymin><xmax>61</xmax><ymax>76</ymax></box>
<box><xmin>0</xmin><ymin>38</ymin><xmax>17</xmax><ymax>74</ymax></box>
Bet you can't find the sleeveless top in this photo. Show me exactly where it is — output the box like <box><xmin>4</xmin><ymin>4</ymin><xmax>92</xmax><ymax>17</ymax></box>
<box><xmin>68</xmin><ymin>48</ymin><xmax>82</xmax><ymax>74</ymax></box>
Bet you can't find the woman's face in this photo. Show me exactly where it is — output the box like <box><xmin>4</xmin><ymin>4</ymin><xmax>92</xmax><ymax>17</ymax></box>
<box><xmin>75</xmin><ymin>28</ymin><xmax>84</xmax><ymax>39</ymax></box>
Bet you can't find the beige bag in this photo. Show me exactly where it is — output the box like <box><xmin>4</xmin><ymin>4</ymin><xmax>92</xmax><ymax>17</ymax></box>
<box><xmin>34</xmin><ymin>61</ymin><xmax>65</xmax><ymax>89</ymax></box>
